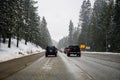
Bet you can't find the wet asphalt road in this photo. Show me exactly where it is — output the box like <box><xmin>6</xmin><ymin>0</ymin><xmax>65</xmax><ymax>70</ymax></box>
<box><xmin>3</xmin><ymin>52</ymin><xmax>120</xmax><ymax>80</ymax></box>
<box><xmin>4</xmin><ymin>54</ymin><xmax>77</xmax><ymax>80</ymax></box>
<box><xmin>67</xmin><ymin>54</ymin><xmax>120</xmax><ymax>80</ymax></box>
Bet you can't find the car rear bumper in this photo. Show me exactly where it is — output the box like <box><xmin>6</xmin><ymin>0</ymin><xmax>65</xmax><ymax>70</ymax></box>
<box><xmin>46</xmin><ymin>52</ymin><xmax>57</xmax><ymax>55</ymax></box>
<box><xmin>68</xmin><ymin>52</ymin><xmax>80</xmax><ymax>54</ymax></box>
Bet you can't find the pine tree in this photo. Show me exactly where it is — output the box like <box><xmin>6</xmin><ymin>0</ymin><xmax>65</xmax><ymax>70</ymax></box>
<box><xmin>111</xmin><ymin>0</ymin><xmax>120</xmax><ymax>52</ymax></box>
<box><xmin>78</xmin><ymin>0</ymin><xmax>92</xmax><ymax>46</ymax></box>
<box><xmin>14</xmin><ymin>0</ymin><xmax>25</xmax><ymax>47</ymax></box>
<box><xmin>0</xmin><ymin>0</ymin><xmax>18</xmax><ymax>48</ymax></box>
<box><xmin>40</xmin><ymin>17</ymin><xmax>52</xmax><ymax>49</ymax></box>
<box><xmin>89</xmin><ymin>0</ymin><xmax>114</xmax><ymax>51</ymax></box>
<box><xmin>0</xmin><ymin>0</ymin><xmax>8</xmax><ymax>43</ymax></box>
<box><xmin>58</xmin><ymin>36</ymin><xmax>69</xmax><ymax>49</ymax></box>
<box><xmin>68</xmin><ymin>20</ymin><xmax>74</xmax><ymax>45</ymax></box>
<box><xmin>72</xmin><ymin>27</ymin><xmax>80</xmax><ymax>45</ymax></box>
<box><xmin>0</xmin><ymin>0</ymin><xmax>52</xmax><ymax>49</ymax></box>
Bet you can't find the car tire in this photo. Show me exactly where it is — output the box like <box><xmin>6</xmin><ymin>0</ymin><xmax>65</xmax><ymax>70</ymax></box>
<box><xmin>67</xmin><ymin>53</ymin><xmax>70</xmax><ymax>57</ymax></box>
<box><xmin>55</xmin><ymin>54</ymin><xmax>57</xmax><ymax>57</ymax></box>
<box><xmin>77</xmin><ymin>54</ymin><xmax>80</xmax><ymax>57</ymax></box>
<box><xmin>45</xmin><ymin>54</ymin><xmax>48</xmax><ymax>57</ymax></box>
<box><xmin>78</xmin><ymin>54</ymin><xmax>81</xmax><ymax>57</ymax></box>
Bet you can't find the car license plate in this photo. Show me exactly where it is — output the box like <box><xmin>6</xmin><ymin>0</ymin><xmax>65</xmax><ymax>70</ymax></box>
<box><xmin>49</xmin><ymin>50</ymin><xmax>52</xmax><ymax>52</ymax></box>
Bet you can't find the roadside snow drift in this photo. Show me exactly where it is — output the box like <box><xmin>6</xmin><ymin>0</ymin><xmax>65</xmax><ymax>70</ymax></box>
<box><xmin>0</xmin><ymin>39</ymin><xmax>44</xmax><ymax>62</ymax></box>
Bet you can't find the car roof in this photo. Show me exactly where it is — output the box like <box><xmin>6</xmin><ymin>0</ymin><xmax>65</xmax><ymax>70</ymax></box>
<box><xmin>47</xmin><ymin>46</ymin><xmax>55</xmax><ymax>48</ymax></box>
<box><xmin>69</xmin><ymin>45</ymin><xmax>79</xmax><ymax>47</ymax></box>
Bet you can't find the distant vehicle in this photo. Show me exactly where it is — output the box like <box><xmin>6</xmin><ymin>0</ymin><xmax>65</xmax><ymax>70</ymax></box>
<box><xmin>45</xmin><ymin>46</ymin><xmax>58</xmax><ymax>57</ymax></box>
<box><xmin>64</xmin><ymin>47</ymin><xmax>70</xmax><ymax>54</ymax></box>
<box><xmin>67</xmin><ymin>45</ymin><xmax>81</xmax><ymax>57</ymax></box>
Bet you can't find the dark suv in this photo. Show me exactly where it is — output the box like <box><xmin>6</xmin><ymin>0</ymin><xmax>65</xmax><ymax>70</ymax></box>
<box><xmin>45</xmin><ymin>46</ymin><xmax>58</xmax><ymax>57</ymax></box>
<box><xmin>67</xmin><ymin>45</ymin><xmax>81</xmax><ymax>57</ymax></box>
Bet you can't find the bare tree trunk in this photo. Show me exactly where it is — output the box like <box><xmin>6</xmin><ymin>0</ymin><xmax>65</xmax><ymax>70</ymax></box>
<box><xmin>17</xmin><ymin>34</ymin><xmax>19</xmax><ymax>47</ymax></box>
<box><xmin>8</xmin><ymin>34</ymin><xmax>11</xmax><ymax>48</ymax></box>
<box><xmin>0</xmin><ymin>35</ymin><xmax>1</xmax><ymax>46</ymax></box>
<box><xmin>25</xmin><ymin>37</ymin><xmax>27</xmax><ymax>45</ymax></box>
<box><xmin>2</xmin><ymin>34</ymin><xmax>6</xmax><ymax>43</ymax></box>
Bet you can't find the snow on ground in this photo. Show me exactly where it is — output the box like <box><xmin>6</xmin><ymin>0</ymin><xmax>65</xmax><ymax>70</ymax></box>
<box><xmin>82</xmin><ymin>51</ymin><xmax>120</xmax><ymax>55</ymax></box>
<box><xmin>0</xmin><ymin>39</ymin><xmax>44</xmax><ymax>62</ymax></box>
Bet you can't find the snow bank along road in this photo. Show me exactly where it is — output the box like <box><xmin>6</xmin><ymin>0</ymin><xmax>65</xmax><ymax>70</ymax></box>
<box><xmin>1</xmin><ymin>52</ymin><xmax>120</xmax><ymax>80</ymax></box>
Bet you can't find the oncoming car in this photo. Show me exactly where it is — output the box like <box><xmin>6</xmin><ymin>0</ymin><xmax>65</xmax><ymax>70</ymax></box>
<box><xmin>45</xmin><ymin>46</ymin><xmax>58</xmax><ymax>57</ymax></box>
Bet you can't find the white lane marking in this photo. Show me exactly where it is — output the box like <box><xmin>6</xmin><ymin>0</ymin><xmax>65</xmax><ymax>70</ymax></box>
<box><xmin>42</xmin><ymin>58</ymin><xmax>53</xmax><ymax>71</ymax></box>
<box><xmin>87</xmin><ymin>74</ymin><xmax>93</xmax><ymax>80</ymax></box>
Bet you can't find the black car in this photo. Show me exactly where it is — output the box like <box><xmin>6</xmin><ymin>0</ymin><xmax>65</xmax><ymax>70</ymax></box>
<box><xmin>67</xmin><ymin>45</ymin><xmax>81</xmax><ymax>57</ymax></box>
<box><xmin>45</xmin><ymin>46</ymin><xmax>58</xmax><ymax>57</ymax></box>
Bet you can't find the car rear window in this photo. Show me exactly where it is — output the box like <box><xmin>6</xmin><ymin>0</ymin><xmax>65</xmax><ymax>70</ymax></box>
<box><xmin>69</xmin><ymin>46</ymin><xmax>80</xmax><ymax>52</ymax></box>
<box><xmin>47</xmin><ymin>46</ymin><xmax>56</xmax><ymax>50</ymax></box>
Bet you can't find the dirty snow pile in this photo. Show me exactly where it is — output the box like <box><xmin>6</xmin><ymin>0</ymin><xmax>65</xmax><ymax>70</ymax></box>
<box><xmin>82</xmin><ymin>51</ymin><xmax>120</xmax><ymax>55</ymax></box>
<box><xmin>0</xmin><ymin>39</ymin><xmax>44</xmax><ymax>62</ymax></box>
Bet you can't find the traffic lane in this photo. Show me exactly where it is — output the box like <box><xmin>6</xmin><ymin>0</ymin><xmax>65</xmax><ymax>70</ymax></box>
<box><xmin>4</xmin><ymin>54</ymin><xmax>76</xmax><ymax>80</ymax></box>
<box><xmin>59</xmin><ymin>53</ymin><xmax>94</xmax><ymax>80</ymax></box>
<box><xmin>67</xmin><ymin>54</ymin><xmax>120</xmax><ymax>80</ymax></box>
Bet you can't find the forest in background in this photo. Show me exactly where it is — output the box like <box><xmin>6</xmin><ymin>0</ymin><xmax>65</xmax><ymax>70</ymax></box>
<box><xmin>0</xmin><ymin>0</ymin><xmax>52</xmax><ymax>49</ymax></box>
<box><xmin>58</xmin><ymin>0</ymin><xmax>120</xmax><ymax>52</ymax></box>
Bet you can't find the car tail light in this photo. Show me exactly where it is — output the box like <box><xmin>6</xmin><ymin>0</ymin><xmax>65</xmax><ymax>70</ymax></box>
<box><xmin>67</xmin><ymin>48</ymin><xmax>70</xmax><ymax>51</ymax></box>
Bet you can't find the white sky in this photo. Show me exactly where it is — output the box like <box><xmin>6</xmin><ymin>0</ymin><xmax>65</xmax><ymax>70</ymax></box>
<box><xmin>36</xmin><ymin>0</ymin><xmax>95</xmax><ymax>42</ymax></box>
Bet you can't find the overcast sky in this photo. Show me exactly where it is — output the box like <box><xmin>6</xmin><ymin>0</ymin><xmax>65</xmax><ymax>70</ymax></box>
<box><xmin>36</xmin><ymin>0</ymin><xmax>95</xmax><ymax>42</ymax></box>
